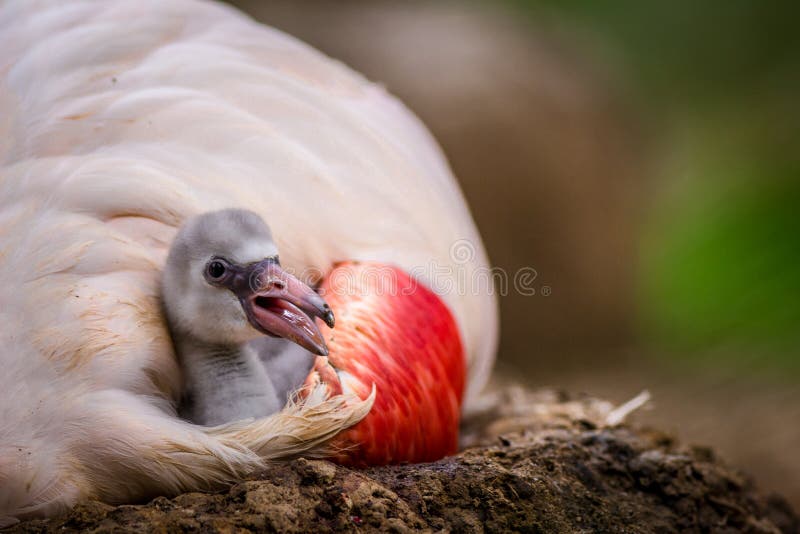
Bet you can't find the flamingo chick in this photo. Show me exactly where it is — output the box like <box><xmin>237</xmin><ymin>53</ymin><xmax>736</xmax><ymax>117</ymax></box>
<box><xmin>162</xmin><ymin>209</ymin><xmax>336</xmax><ymax>425</ymax></box>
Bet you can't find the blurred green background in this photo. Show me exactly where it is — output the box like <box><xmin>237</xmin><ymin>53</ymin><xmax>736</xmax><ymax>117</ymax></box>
<box><xmin>230</xmin><ymin>0</ymin><xmax>799</xmax><ymax>506</ymax></box>
<box><xmin>527</xmin><ymin>0</ymin><xmax>800</xmax><ymax>359</ymax></box>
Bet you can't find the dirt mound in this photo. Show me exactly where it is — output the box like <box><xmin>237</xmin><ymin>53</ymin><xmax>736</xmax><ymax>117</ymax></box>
<box><xmin>11</xmin><ymin>389</ymin><xmax>797</xmax><ymax>533</ymax></box>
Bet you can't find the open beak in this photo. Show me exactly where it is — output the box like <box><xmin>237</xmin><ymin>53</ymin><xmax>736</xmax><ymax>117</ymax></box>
<box><xmin>235</xmin><ymin>258</ymin><xmax>334</xmax><ymax>355</ymax></box>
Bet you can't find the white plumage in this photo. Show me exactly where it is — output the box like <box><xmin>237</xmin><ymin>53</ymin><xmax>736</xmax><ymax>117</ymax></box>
<box><xmin>0</xmin><ymin>0</ymin><xmax>498</xmax><ymax>524</ymax></box>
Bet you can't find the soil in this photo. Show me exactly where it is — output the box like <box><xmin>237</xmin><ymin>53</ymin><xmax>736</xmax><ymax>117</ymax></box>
<box><xmin>10</xmin><ymin>388</ymin><xmax>798</xmax><ymax>533</ymax></box>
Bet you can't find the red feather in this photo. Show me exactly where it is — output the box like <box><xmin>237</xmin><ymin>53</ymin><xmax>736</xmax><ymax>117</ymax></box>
<box><xmin>316</xmin><ymin>261</ymin><xmax>465</xmax><ymax>466</ymax></box>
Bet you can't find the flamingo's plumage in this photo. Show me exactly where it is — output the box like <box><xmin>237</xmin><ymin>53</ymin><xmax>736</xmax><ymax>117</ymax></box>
<box><xmin>320</xmin><ymin>262</ymin><xmax>466</xmax><ymax>466</ymax></box>
<box><xmin>0</xmin><ymin>0</ymin><xmax>497</xmax><ymax>524</ymax></box>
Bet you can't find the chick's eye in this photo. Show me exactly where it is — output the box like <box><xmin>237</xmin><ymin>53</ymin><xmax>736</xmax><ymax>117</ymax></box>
<box><xmin>206</xmin><ymin>260</ymin><xmax>227</xmax><ymax>280</ymax></box>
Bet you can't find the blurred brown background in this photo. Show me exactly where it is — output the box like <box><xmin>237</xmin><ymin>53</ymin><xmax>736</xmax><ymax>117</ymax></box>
<box><xmin>229</xmin><ymin>0</ymin><xmax>800</xmax><ymax>507</ymax></box>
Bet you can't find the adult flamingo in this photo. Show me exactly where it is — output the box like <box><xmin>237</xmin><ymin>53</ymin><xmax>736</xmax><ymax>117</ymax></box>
<box><xmin>0</xmin><ymin>0</ymin><xmax>498</xmax><ymax>524</ymax></box>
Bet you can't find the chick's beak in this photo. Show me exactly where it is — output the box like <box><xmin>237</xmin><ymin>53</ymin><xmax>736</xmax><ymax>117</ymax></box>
<box><xmin>237</xmin><ymin>258</ymin><xmax>334</xmax><ymax>355</ymax></box>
